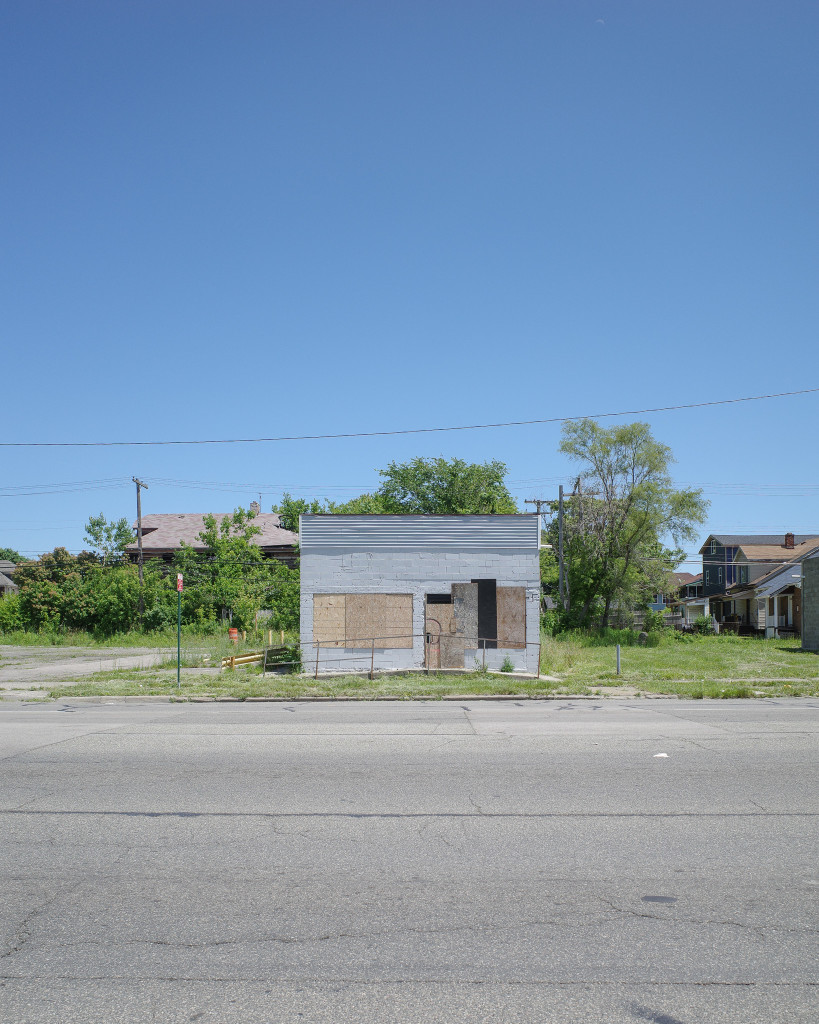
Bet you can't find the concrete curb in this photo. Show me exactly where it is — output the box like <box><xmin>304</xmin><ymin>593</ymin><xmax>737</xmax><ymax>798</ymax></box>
<box><xmin>41</xmin><ymin>692</ymin><xmax>686</xmax><ymax>705</ymax></box>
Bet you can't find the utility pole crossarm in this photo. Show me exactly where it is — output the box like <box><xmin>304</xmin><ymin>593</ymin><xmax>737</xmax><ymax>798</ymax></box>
<box><xmin>524</xmin><ymin>493</ymin><xmax>565</xmax><ymax>606</ymax></box>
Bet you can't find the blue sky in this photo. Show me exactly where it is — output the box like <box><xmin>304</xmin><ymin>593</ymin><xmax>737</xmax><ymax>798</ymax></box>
<box><xmin>2</xmin><ymin>1</ymin><xmax>818</xmax><ymax>572</ymax></box>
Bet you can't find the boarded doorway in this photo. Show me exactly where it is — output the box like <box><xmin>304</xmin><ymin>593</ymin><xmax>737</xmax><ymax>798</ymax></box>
<box><xmin>425</xmin><ymin>584</ymin><xmax>480</xmax><ymax>669</ymax></box>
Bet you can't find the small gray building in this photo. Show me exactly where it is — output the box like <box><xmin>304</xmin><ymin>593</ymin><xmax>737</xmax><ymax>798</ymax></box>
<box><xmin>299</xmin><ymin>514</ymin><xmax>541</xmax><ymax>674</ymax></box>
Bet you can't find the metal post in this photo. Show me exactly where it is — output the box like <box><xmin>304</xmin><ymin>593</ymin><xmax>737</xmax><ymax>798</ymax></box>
<box><xmin>315</xmin><ymin>645</ymin><xmax>320</xmax><ymax>680</ymax></box>
<box><xmin>536</xmin><ymin>642</ymin><xmax>541</xmax><ymax>680</ymax></box>
<box><xmin>482</xmin><ymin>642</ymin><xmax>486</xmax><ymax>672</ymax></box>
<box><xmin>177</xmin><ymin>588</ymin><xmax>181</xmax><ymax>689</ymax></box>
<box><xmin>370</xmin><ymin>637</ymin><xmax>375</xmax><ymax>680</ymax></box>
<box><xmin>616</xmin><ymin>644</ymin><xmax>621</xmax><ymax>676</ymax></box>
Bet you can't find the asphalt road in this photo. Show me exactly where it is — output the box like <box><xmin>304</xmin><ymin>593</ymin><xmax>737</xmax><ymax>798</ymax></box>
<box><xmin>1</xmin><ymin>698</ymin><xmax>817</xmax><ymax>1023</ymax></box>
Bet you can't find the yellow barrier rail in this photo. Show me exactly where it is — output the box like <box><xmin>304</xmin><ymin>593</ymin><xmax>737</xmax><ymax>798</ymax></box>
<box><xmin>221</xmin><ymin>651</ymin><xmax>265</xmax><ymax>670</ymax></box>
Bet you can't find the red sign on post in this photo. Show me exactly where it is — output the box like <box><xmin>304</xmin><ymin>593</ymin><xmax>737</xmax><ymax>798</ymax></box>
<box><xmin>177</xmin><ymin>574</ymin><xmax>183</xmax><ymax>592</ymax></box>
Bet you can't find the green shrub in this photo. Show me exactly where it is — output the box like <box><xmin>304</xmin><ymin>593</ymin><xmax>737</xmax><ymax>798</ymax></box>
<box><xmin>142</xmin><ymin>604</ymin><xmax>175</xmax><ymax>632</ymax></box>
<box><xmin>693</xmin><ymin>614</ymin><xmax>715</xmax><ymax>635</ymax></box>
<box><xmin>500</xmin><ymin>656</ymin><xmax>515</xmax><ymax>673</ymax></box>
<box><xmin>642</xmin><ymin>609</ymin><xmax>668</xmax><ymax>632</ymax></box>
<box><xmin>540</xmin><ymin>609</ymin><xmax>562</xmax><ymax>636</ymax></box>
<box><xmin>266</xmin><ymin>641</ymin><xmax>302</xmax><ymax>674</ymax></box>
<box><xmin>580</xmin><ymin>628</ymin><xmax>641</xmax><ymax>647</ymax></box>
<box><xmin>0</xmin><ymin>592</ymin><xmax>23</xmax><ymax>632</ymax></box>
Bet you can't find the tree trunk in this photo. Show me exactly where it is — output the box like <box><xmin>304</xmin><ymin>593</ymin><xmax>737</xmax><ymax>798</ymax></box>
<box><xmin>601</xmin><ymin>594</ymin><xmax>612</xmax><ymax>631</ymax></box>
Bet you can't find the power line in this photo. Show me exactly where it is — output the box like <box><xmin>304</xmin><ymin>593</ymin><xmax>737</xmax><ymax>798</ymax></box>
<box><xmin>0</xmin><ymin>478</ymin><xmax>129</xmax><ymax>496</ymax></box>
<box><xmin>1</xmin><ymin>386</ymin><xmax>817</xmax><ymax>448</ymax></box>
<box><xmin>5</xmin><ymin>472</ymin><xmax>819</xmax><ymax>499</ymax></box>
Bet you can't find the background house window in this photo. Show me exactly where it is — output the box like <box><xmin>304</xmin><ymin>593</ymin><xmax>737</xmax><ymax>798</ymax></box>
<box><xmin>705</xmin><ymin>570</ymin><xmax>710</xmax><ymax>584</ymax></box>
<box><xmin>710</xmin><ymin>540</ymin><xmax>717</xmax><ymax>554</ymax></box>
<box><xmin>718</xmin><ymin>567</ymin><xmax>723</xmax><ymax>584</ymax></box>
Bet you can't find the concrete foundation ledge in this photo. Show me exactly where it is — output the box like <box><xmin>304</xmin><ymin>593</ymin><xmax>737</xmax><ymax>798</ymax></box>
<box><xmin>299</xmin><ymin>669</ymin><xmax>553</xmax><ymax>682</ymax></box>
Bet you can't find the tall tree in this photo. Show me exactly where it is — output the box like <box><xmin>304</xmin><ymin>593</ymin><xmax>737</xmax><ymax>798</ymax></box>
<box><xmin>552</xmin><ymin>420</ymin><xmax>707</xmax><ymax>629</ymax></box>
<box><xmin>175</xmin><ymin>508</ymin><xmax>299</xmax><ymax>633</ymax></box>
<box><xmin>84</xmin><ymin>514</ymin><xmax>135</xmax><ymax>565</ymax></box>
<box><xmin>320</xmin><ymin>457</ymin><xmax>518</xmax><ymax>516</ymax></box>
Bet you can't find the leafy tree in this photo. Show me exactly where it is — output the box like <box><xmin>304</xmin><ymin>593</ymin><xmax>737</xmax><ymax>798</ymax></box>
<box><xmin>84</xmin><ymin>564</ymin><xmax>141</xmax><ymax>634</ymax></box>
<box><xmin>83</xmin><ymin>514</ymin><xmax>135</xmax><ymax>565</ymax></box>
<box><xmin>321</xmin><ymin>457</ymin><xmax>518</xmax><ymax>516</ymax></box>
<box><xmin>271</xmin><ymin>493</ymin><xmax>327</xmax><ymax>533</ymax></box>
<box><xmin>0</xmin><ymin>547</ymin><xmax>24</xmax><ymax>563</ymax></box>
<box><xmin>14</xmin><ymin>548</ymin><xmax>92</xmax><ymax>630</ymax></box>
<box><xmin>0</xmin><ymin>592</ymin><xmax>23</xmax><ymax>632</ymax></box>
<box><xmin>175</xmin><ymin>510</ymin><xmax>259</xmax><ymax>623</ymax></box>
<box><xmin>175</xmin><ymin>507</ymin><xmax>299</xmax><ymax>633</ymax></box>
<box><xmin>375</xmin><ymin>457</ymin><xmax>518</xmax><ymax>513</ymax></box>
<box><xmin>327</xmin><ymin>492</ymin><xmax>390</xmax><ymax>515</ymax></box>
<box><xmin>550</xmin><ymin>420</ymin><xmax>707</xmax><ymax>630</ymax></box>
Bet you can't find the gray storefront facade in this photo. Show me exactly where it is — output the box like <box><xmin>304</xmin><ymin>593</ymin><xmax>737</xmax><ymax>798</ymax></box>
<box><xmin>299</xmin><ymin>514</ymin><xmax>541</xmax><ymax>674</ymax></box>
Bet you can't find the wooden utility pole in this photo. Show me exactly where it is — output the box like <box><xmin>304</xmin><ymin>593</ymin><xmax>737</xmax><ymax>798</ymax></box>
<box><xmin>132</xmin><ymin>477</ymin><xmax>148</xmax><ymax>622</ymax></box>
<box><xmin>526</xmin><ymin>493</ymin><xmax>567</xmax><ymax>611</ymax></box>
<box><xmin>558</xmin><ymin>484</ymin><xmax>565</xmax><ymax>609</ymax></box>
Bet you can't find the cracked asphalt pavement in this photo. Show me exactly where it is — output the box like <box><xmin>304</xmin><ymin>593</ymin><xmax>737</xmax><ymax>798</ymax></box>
<box><xmin>1</xmin><ymin>698</ymin><xmax>818</xmax><ymax>1023</ymax></box>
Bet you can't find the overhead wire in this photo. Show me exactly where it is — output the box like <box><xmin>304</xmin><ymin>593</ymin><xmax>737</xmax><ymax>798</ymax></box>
<box><xmin>0</xmin><ymin>385</ymin><xmax>816</xmax><ymax>447</ymax></box>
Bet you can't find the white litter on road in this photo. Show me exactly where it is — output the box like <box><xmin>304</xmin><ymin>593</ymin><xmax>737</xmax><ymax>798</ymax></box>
<box><xmin>653</xmin><ymin>752</ymin><xmax>669</xmax><ymax>758</ymax></box>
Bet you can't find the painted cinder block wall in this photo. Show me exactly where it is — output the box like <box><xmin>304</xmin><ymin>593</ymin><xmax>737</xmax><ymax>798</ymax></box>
<box><xmin>299</xmin><ymin>515</ymin><xmax>541</xmax><ymax>673</ymax></box>
<box><xmin>802</xmin><ymin>557</ymin><xmax>819</xmax><ymax>651</ymax></box>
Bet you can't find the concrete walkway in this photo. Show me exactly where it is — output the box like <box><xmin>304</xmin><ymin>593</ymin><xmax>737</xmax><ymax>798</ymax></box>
<box><xmin>0</xmin><ymin>645</ymin><xmax>182</xmax><ymax>698</ymax></box>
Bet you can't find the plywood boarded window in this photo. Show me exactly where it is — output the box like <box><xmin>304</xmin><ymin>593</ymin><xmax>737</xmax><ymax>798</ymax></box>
<box><xmin>313</xmin><ymin>593</ymin><xmax>413</xmax><ymax>649</ymax></box>
<box><xmin>313</xmin><ymin>594</ymin><xmax>346</xmax><ymax>647</ymax></box>
<box><xmin>496</xmin><ymin>587</ymin><xmax>526</xmax><ymax>648</ymax></box>
<box><xmin>346</xmin><ymin>594</ymin><xmax>413</xmax><ymax>648</ymax></box>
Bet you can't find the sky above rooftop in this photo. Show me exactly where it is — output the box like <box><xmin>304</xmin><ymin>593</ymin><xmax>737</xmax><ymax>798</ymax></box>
<box><xmin>2</xmin><ymin>1</ymin><xmax>818</xmax><ymax>572</ymax></box>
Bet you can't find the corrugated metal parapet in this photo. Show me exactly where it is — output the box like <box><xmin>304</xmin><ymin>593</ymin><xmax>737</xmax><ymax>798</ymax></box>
<box><xmin>299</xmin><ymin>514</ymin><xmax>540</xmax><ymax>551</ymax></box>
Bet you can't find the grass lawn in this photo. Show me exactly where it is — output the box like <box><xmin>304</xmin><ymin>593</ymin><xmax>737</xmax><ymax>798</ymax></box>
<box><xmin>542</xmin><ymin>633</ymin><xmax>819</xmax><ymax>698</ymax></box>
<box><xmin>47</xmin><ymin>668</ymin><xmax>584</xmax><ymax>700</ymax></box>
<box><xmin>42</xmin><ymin>633</ymin><xmax>819</xmax><ymax>700</ymax></box>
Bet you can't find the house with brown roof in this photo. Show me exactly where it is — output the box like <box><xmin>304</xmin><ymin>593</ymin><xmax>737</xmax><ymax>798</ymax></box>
<box><xmin>124</xmin><ymin>508</ymin><xmax>298</xmax><ymax>565</ymax></box>
<box><xmin>648</xmin><ymin>572</ymin><xmax>699</xmax><ymax>614</ymax></box>
<box><xmin>667</xmin><ymin>573</ymin><xmax>706</xmax><ymax>627</ymax></box>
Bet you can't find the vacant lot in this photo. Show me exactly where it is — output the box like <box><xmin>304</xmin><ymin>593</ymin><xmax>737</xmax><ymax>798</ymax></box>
<box><xmin>16</xmin><ymin>633</ymin><xmax>815</xmax><ymax>701</ymax></box>
<box><xmin>541</xmin><ymin>633</ymin><xmax>819</xmax><ymax>698</ymax></box>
